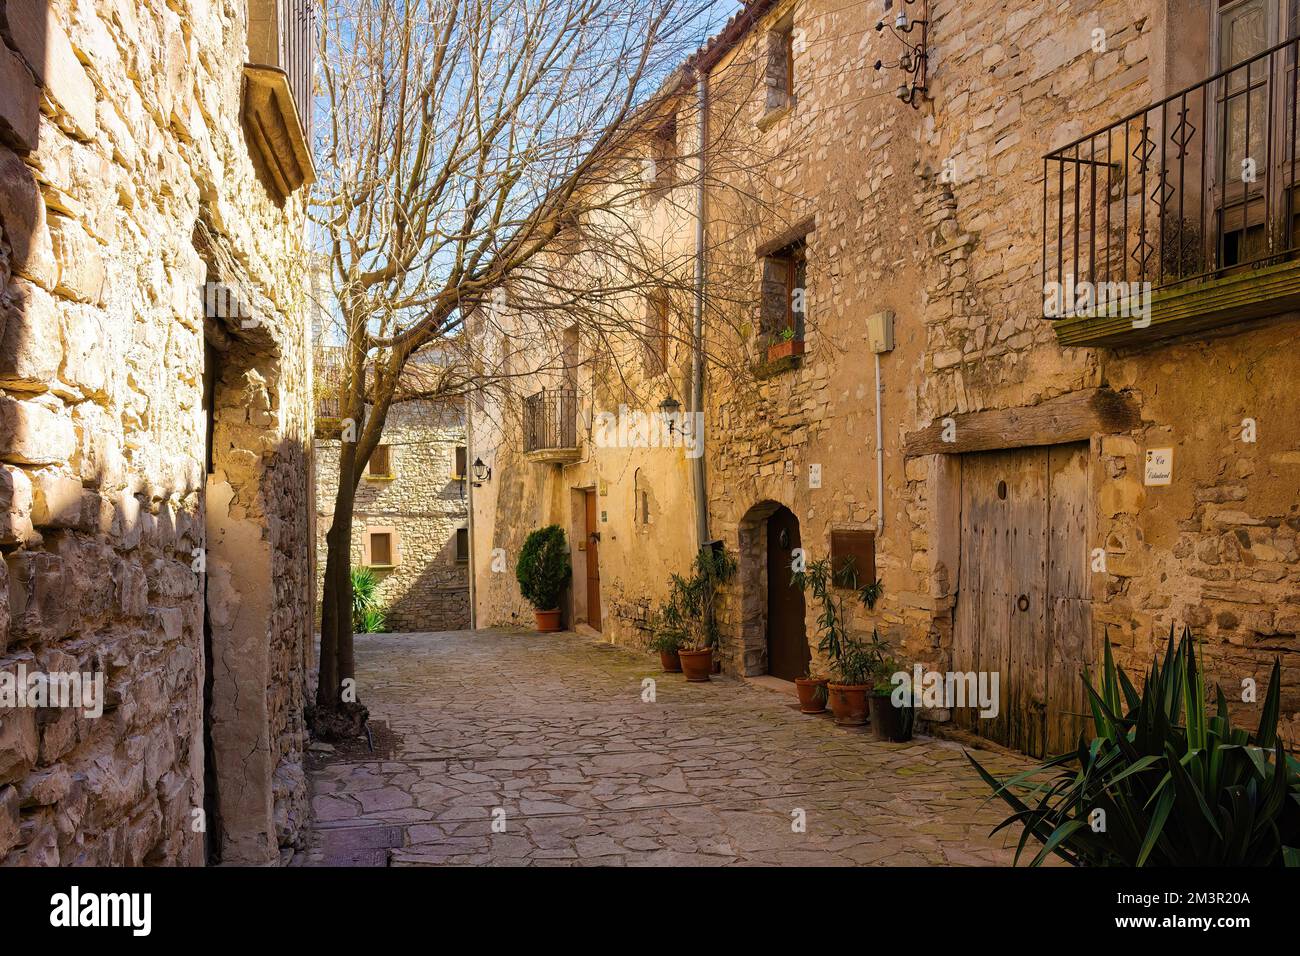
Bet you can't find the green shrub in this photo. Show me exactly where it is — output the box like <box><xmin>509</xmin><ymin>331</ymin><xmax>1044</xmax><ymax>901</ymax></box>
<box><xmin>516</xmin><ymin>525</ymin><xmax>572</xmax><ymax>611</ymax></box>
<box><xmin>350</xmin><ymin>566</ymin><xmax>384</xmax><ymax>632</ymax></box>
<box><xmin>358</xmin><ymin>607</ymin><xmax>388</xmax><ymax>634</ymax></box>
<box><xmin>660</xmin><ymin>546</ymin><xmax>736</xmax><ymax>651</ymax></box>
<box><xmin>970</xmin><ymin>625</ymin><xmax>1300</xmax><ymax>867</ymax></box>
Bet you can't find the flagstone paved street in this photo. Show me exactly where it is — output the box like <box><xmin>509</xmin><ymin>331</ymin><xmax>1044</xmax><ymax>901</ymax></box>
<box><xmin>297</xmin><ymin>630</ymin><xmax>1039</xmax><ymax>867</ymax></box>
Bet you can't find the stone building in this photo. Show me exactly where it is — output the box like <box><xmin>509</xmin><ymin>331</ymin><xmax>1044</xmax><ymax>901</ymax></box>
<box><xmin>473</xmin><ymin>0</ymin><xmax>1300</xmax><ymax>758</ymax></box>
<box><xmin>315</xmin><ymin>349</ymin><xmax>470</xmax><ymax>633</ymax></box>
<box><xmin>0</xmin><ymin>0</ymin><xmax>317</xmax><ymax>864</ymax></box>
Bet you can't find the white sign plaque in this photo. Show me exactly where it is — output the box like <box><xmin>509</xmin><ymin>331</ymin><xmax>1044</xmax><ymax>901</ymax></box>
<box><xmin>1144</xmin><ymin>448</ymin><xmax>1173</xmax><ymax>486</ymax></box>
<box><xmin>808</xmin><ymin>463</ymin><xmax>822</xmax><ymax>489</ymax></box>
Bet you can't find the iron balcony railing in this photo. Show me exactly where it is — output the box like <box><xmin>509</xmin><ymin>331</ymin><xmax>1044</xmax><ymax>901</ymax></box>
<box><xmin>523</xmin><ymin>388</ymin><xmax>578</xmax><ymax>453</ymax></box>
<box><xmin>1043</xmin><ymin>34</ymin><xmax>1300</xmax><ymax>318</ymax></box>
<box><xmin>281</xmin><ymin>0</ymin><xmax>315</xmax><ymax>139</ymax></box>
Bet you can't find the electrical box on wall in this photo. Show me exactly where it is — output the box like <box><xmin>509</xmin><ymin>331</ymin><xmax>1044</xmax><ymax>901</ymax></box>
<box><xmin>868</xmin><ymin>310</ymin><xmax>895</xmax><ymax>354</ymax></box>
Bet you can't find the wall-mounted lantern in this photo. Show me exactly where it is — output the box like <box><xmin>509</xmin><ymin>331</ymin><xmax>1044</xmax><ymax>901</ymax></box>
<box><xmin>658</xmin><ymin>396</ymin><xmax>682</xmax><ymax>435</ymax></box>
<box><xmin>873</xmin><ymin>0</ymin><xmax>929</xmax><ymax>108</ymax></box>
<box><xmin>472</xmin><ymin>457</ymin><xmax>492</xmax><ymax>485</ymax></box>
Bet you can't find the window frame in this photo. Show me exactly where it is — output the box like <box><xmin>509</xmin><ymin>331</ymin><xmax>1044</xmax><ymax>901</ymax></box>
<box><xmin>363</xmin><ymin>526</ymin><xmax>400</xmax><ymax>568</ymax></box>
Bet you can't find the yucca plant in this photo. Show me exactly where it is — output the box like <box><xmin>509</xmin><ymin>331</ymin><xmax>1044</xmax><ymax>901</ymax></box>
<box><xmin>350</xmin><ymin>567</ymin><xmax>383</xmax><ymax>633</ymax></box>
<box><xmin>969</xmin><ymin>624</ymin><xmax>1300</xmax><ymax>866</ymax></box>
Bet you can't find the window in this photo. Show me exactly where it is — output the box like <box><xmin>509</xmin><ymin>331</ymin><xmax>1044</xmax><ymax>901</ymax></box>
<box><xmin>453</xmin><ymin>445</ymin><xmax>468</xmax><ymax>480</ymax></box>
<box><xmin>765</xmin><ymin>23</ymin><xmax>795</xmax><ymax>113</ymax></box>
<box><xmin>760</xmin><ymin>240</ymin><xmax>807</xmax><ymax>340</ymax></box>
<box><xmin>366</xmin><ymin>444</ymin><xmax>392</xmax><ymax>478</ymax></box>
<box><xmin>455</xmin><ymin>527</ymin><xmax>470</xmax><ymax>562</ymax></box>
<box><xmin>364</xmin><ymin>528</ymin><xmax>399</xmax><ymax>567</ymax></box>
<box><xmin>644</xmin><ymin>289</ymin><xmax>670</xmax><ymax>373</ymax></box>
<box><xmin>649</xmin><ymin>114</ymin><xmax>678</xmax><ymax>191</ymax></box>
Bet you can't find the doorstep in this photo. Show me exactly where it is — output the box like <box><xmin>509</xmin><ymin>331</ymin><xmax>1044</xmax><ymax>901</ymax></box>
<box><xmin>745</xmin><ymin>674</ymin><xmax>798</xmax><ymax>698</ymax></box>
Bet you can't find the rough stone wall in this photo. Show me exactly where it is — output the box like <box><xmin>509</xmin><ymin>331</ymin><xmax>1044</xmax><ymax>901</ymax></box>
<box><xmin>0</xmin><ymin>0</ymin><xmax>314</xmax><ymax>864</ymax></box>
<box><xmin>316</xmin><ymin>398</ymin><xmax>470</xmax><ymax>633</ymax></box>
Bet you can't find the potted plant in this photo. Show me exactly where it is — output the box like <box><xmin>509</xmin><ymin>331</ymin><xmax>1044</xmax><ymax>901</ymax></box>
<box><xmin>766</xmin><ymin>326</ymin><xmax>805</xmax><ymax>363</ymax></box>
<box><xmin>794</xmin><ymin>666</ymin><xmax>829</xmax><ymax>714</ymax></box>
<box><xmin>663</xmin><ymin>546</ymin><xmax>736</xmax><ymax>682</ymax></box>
<box><xmin>827</xmin><ymin>639</ymin><xmax>874</xmax><ymax>726</ymax></box>
<box><xmin>515</xmin><ymin>525</ymin><xmax>572</xmax><ymax>632</ymax></box>
<box><xmin>793</xmin><ymin>558</ymin><xmax>882</xmax><ymax>726</ymax></box>
<box><xmin>869</xmin><ymin>654</ymin><xmax>915</xmax><ymax>742</ymax></box>
<box><xmin>647</xmin><ymin>608</ymin><xmax>685</xmax><ymax>673</ymax></box>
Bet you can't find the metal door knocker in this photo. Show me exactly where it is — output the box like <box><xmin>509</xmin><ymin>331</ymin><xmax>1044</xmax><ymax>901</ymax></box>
<box><xmin>1017</xmin><ymin>594</ymin><xmax>1030</xmax><ymax>612</ymax></box>
<box><xmin>778</xmin><ymin>528</ymin><xmax>790</xmax><ymax>550</ymax></box>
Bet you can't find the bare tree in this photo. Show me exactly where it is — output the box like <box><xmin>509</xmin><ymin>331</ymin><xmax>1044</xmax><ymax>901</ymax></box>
<box><xmin>309</xmin><ymin>0</ymin><xmax>773</xmax><ymax>734</ymax></box>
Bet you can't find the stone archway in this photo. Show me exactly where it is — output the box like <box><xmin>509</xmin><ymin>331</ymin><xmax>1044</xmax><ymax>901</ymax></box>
<box><xmin>733</xmin><ymin>499</ymin><xmax>795</xmax><ymax>676</ymax></box>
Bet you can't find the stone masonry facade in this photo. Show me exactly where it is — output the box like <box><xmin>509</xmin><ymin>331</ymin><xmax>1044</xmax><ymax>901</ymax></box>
<box><xmin>316</xmin><ymin>396</ymin><xmax>470</xmax><ymax>633</ymax></box>
<box><xmin>0</xmin><ymin>0</ymin><xmax>315</xmax><ymax>865</ymax></box>
<box><xmin>474</xmin><ymin>1</ymin><xmax>1300</xmax><ymax>751</ymax></box>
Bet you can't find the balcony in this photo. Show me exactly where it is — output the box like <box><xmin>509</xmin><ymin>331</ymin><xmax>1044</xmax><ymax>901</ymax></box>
<box><xmin>244</xmin><ymin>1</ymin><xmax>316</xmax><ymax>201</ymax></box>
<box><xmin>523</xmin><ymin>388</ymin><xmax>580</xmax><ymax>464</ymax></box>
<box><xmin>1043</xmin><ymin>35</ymin><xmax>1300</xmax><ymax>347</ymax></box>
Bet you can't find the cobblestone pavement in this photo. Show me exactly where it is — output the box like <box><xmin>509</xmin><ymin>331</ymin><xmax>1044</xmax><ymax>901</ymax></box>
<box><xmin>298</xmin><ymin>630</ymin><xmax>1040</xmax><ymax>867</ymax></box>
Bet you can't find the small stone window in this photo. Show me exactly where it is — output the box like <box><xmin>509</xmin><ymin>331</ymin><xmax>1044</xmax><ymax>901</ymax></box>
<box><xmin>648</xmin><ymin>113</ymin><xmax>678</xmax><ymax>193</ymax></box>
<box><xmin>364</xmin><ymin>527</ymin><xmax>399</xmax><ymax>568</ymax></box>
<box><xmin>366</xmin><ymin>444</ymin><xmax>393</xmax><ymax>479</ymax></box>
<box><xmin>453</xmin><ymin>445</ymin><xmax>468</xmax><ymax>480</ymax></box>
<box><xmin>455</xmin><ymin>527</ymin><xmax>470</xmax><ymax>563</ymax></box>
<box><xmin>764</xmin><ymin>21</ymin><xmax>796</xmax><ymax>115</ymax></box>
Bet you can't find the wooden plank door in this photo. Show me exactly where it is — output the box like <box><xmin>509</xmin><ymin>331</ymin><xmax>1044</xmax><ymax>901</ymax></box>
<box><xmin>1046</xmin><ymin>444</ymin><xmax>1093</xmax><ymax>754</ymax></box>
<box><xmin>954</xmin><ymin>444</ymin><xmax>1090</xmax><ymax>758</ymax></box>
<box><xmin>766</xmin><ymin>506</ymin><xmax>809</xmax><ymax>681</ymax></box>
<box><xmin>584</xmin><ymin>490</ymin><xmax>602</xmax><ymax>632</ymax></box>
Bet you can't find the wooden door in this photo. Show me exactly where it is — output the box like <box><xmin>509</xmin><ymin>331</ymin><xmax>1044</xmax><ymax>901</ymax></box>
<box><xmin>953</xmin><ymin>444</ymin><xmax>1091</xmax><ymax>758</ymax></box>
<box><xmin>766</xmin><ymin>506</ymin><xmax>809</xmax><ymax>681</ymax></box>
<box><xmin>584</xmin><ymin>490</ymin><xmax>602</xmax><ymax>631</ymax></box>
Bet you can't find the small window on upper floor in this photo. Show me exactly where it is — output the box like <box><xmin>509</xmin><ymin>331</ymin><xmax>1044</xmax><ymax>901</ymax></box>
<box><xmin>760</xmin><ymin>239</ymin><xmax>807</xmax><ymax>341</ymax></box>
<box><xmin>648</xmin><ymin>113</ymin><xmax>678</xmax><ymax>193</ymax></box>
<box><xmin>366</xmin><ymin>443</ymin><xmax>393</xmax><ymax>479</ymax></box>
<box><xmin>764</xmin><ymin>21</ymin><xmax>796</xmax><ymax>116</ymax></box>
<box><xmin>455</xmin><ymin>527</ymin><xmax>470</xmax><ymax>563</ymax></box>
<box><xmin>453</xmin><ymin>445</ymin><xmax>468</xmax><ymax>480</ymax></box>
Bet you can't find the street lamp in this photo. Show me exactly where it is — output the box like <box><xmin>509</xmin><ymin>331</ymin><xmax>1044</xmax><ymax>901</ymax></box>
<box><xmin>472</xmin><ymin>457</ymin><xmax>492</xmax><ymax>484</ymax></box>
<box><xmin>659</xmin><ymin>396</ymin><xmax>682</xmax><ymax>435</ymax></box>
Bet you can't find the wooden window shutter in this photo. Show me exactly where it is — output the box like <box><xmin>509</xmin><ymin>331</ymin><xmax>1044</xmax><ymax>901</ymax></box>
<box><xmin>830</xmin><ymin>530</ymin><xmax>876</xmax><ymax>589</ymax></box>
<box><xmin>760</xmin><ymin>257</ymin><xmax>790</xmax><ymax>337</ymax></box>
<box><xmin>454</xmin><ymin>445</ymin><xmax>468</xmax><ymax>479</ymax></box>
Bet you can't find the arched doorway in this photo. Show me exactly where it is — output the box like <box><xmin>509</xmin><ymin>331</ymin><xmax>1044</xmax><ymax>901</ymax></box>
<box><xmin>766</xmin><ymin>506</ymin><xmax>808</xmax><ymax>681</ymax></box>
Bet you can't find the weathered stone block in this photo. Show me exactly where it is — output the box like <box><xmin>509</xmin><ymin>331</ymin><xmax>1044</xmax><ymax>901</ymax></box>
<box><xmin>0</xmin><ymin>278</ymin><xmax>61</xmax><ymax>390</ymax></box>
<box><xmin>59</xmin><ymin>303</ymin><xmax>109</xmax><ymax>397</ymax></box>
<box><xmin>0</xmin><ymin>396</ymin><xmax>74</xmax><ymax>464</ymax></box>
<box><xmin>0</xmin><ymin>146</ymin><xmax>40</xmax><ymax>271</ymax></box>
<box><xmin>29</xmin><ymin>469</ymin><xmax>81</xmax><ymax>527</ymax></box>
<box><xmin>48</xmin><ymin>216</ymin><xmax>105</xmax><ymax>305</ymax></box>
<box><xmin>0</xmin><ymin>785</ymin><xmax>18</xmax><ymax>857</ymax></box>
<box><xmin>0</xmin><ymin>696</ymin><xmax>37</xmax><ymax>784</ymax></box>
<box><xmin>0</xmin><ymin>463</ymin><xmax>34</xmax><ymax>548</ymax></box>
<box><xmin>0</xmin><ymin>43</ymin><xmax>39</xmax><ymax>152</ymax></box>
<box><xmin>36</xmin><ymin>15</ymin><xmax>96</xmax><ymax>141</ymax></box>
<box><xmin>5</xmin><ymin>549</ymin><xmax>70</xmax><ymax>643</ymax></box>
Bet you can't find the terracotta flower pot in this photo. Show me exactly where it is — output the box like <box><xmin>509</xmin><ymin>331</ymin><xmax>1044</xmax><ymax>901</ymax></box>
<box><xmin>659</xmin><ymin>650</ymin><xmax>682</xmax><ymax>673</ymax></box>
<box><xmin>766</xmin><ymin>339</ymin><xmax>805</xmax><ymax>362</ymax></box>
<box><xmin>534</xmin><ymin>609</ymin><xmax>562</xmax><ymax>632</ymax></box>
<box><xmin>870</xmin><ymin>693</ymin><xmax>913</xmax><ymax>742</ymax></box>
<box><xmin>827</xmin><ymin>683</ymin><xmax>869</xmax><ymax>726</ymax></box>
<box><xmin>795</xmin><ymin>677</ymin><xmax>828</xmax><ymax>714</ymax></box>
<box><xmin>678</xmin><ymin>648</ymin><xmax>713</xmax><ymax>682</ymax></box>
